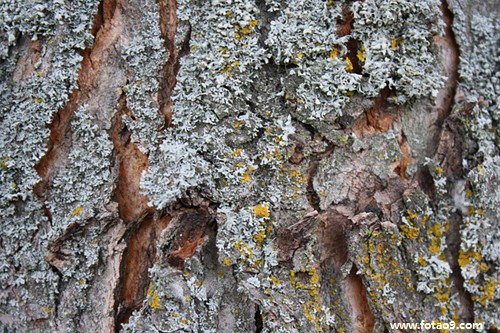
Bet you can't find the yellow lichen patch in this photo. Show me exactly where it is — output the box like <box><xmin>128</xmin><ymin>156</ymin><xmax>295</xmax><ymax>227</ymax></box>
<box><xmin>309</xmin><ymin>268</ymin><xmax>319</xmax><ymax>285</ymax></box>
<box><xmin>221</xmin><ymin>59</ymin><xmax>240</xmax><ymax>76</ymax></box>
<box><xmin>345</xmin><ymin>58</ymin><xmax>353</xmax><ymax>71</ymax></box>
<box><xmin>240</xmin><ymin>169</ymin><xmax>251</xmax><ymax>182</ymax></box>
<box><xmin>270</xmin><ymin>275</ymin><xmax>281</xmax><ymax>285</ymax></box>
<box><xmin>401</xmin><ymin>225</ymin><xmax>419</xmax><ymax>240</ymax></box>
<box><xmin>253</xmin><ymin>203</ymin><xmax>270</xmax><ymax>218</ymax></box>
<box><xmin>431</xmin><ymin>223</ymin><xmax>443</xmax><ymax>237</ymax></box>
<box><xmin>71</xmin><ymin>206</ymin><xmax>84</xmax><ymax>216</ymax></box>
<box><xmin>329</xmin><ymin>47</ymin><xmax>339</xmax><ymax>60</ymax></box>
<box><xmin>235</xmin><ymin>21</ymin><xmax>257</xmax><ymax>40</ymax></box>
<box><xmin>149</xmin><ymin>291</ymin><xmax>161</xmax><ymax>309</ymax></box>
<box><xmin>0</xmin><ymin>156</ymin><xmax>9</xmax><ymax>169</ymax></box>
<box><xmin>390</xmin><ymin>37</ymin><xmax>399</xmax><ymax>50</ymax></box>
<box><xmin>79</xmin><ymin>278</ymin><xmax>85</xmax><ymax>285</ymax></box>
<box><xmin>290</xmin><ymin>270</ymin><xmax>297</xmax><ymax>285</ymax></box>
<box><xmin>290</xmin><ymin>168</ymin><xmax>301</xmax><ymax>178</ymax></box>
<box><xmin>429</xmin><ymin>238</ymin><xmax>441</xmax><ymax>254</ymax></box>
<box><xmin>478</xmin><ymin>262</ymin><xmax>490</xmax><ymax>272</ymax></box>
<box><xmin>43</xmin><ymin>307</ymin><xmax>51</xmax><ymax>314</ymax></box>
<box><xmin>406</xmin><ymin>209</ymin><xmax>418</xmax><ymax>220</ymax></box>
<box><xmin>434</xmin><ymin>291</ymin><xmax>449</xmax><ymax>302</ymax></box>
<box><xmin>479</xmin><ymin>280</ymin><xmax>498</xmax><ymax>306</ymax></box>
<box><xmin>435</xmin><ymin>165</ymin><xmax>444</xmax><ymax>174</ymax></box>
<box><xmin>458</xmin><ymin>249</ymin><xmax>482</xmax><ymax>267</ymax></box>
<box><xmin>223</xmin><ymin>257</ymin><xmax>232</xmax><ymax>266</ymax></box>
<box><xmin>232</xmin><ymin>148</ymin><xmax>244</xmax><ymax>157</ymax></box>
<box><xmin>357</xmin><ymin>44</ymin><xmax>366</xmax><ymax>63</ymax></box>
<box><xmin>234</xmin><ymin>119</ymin><xmax>244</xmax><ymax>129</ymax></box>
<box><xmin>253</xmin><ymin>230</ymin><xmax>266</xmax><ymax>243</ymax></box>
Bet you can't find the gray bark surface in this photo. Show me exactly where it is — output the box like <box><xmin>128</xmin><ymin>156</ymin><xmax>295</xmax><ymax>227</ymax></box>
<box><xmin>0</xmin><ymin>0</ymin><xmax>498</xmax><ymax>332</ymax></box>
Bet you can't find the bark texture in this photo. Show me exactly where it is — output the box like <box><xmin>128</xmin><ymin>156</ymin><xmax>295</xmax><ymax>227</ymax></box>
<box><xmin>0</xmin><ymin>0</ymin><xmax>498</xmax><ymax>332</ymax></box>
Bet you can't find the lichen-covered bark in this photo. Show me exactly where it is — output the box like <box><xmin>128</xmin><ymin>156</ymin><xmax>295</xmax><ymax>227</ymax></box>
<box><xmin>0</xmin><ymin>0</ymin><xmax>498</xmax><ymax>332</ymax></box>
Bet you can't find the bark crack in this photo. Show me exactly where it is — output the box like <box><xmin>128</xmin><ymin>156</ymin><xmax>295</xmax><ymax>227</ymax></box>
<box><xmin>428</xmin><ymin>0</ymin><xmax>460</xmax><ymax>157</ymax></box>
<box><xmin>337</xmin><ymin>1</ymin><xmax>363</xmax><ymax>75</ymax></box>
<box><xmin>344</xmin><ymin>265</ymin><xmax>376</xmax><ymax>333</ymax></box>
<box><xmin>157</xmin><ymin>0</ymin><xmax>191</xmax><ymax>129</ymax></box>
<box><xmin>111</xmin><ymin>90</ymin><xmax>152</xmax><ymax>223</ymax></box>
<box><xmin>306</xmin><ymin>160</ymin><xmax>321</xmax><ymax>212</ymax></box>
<box><xmin>34</xmin><ymin>0</ymin><xmax>120</xmax><ymax>200</ymax></box>
<box><xmin>254</xmin><ymin>304</ymin><xmax>263</xmax><ymax>333</ymax></box>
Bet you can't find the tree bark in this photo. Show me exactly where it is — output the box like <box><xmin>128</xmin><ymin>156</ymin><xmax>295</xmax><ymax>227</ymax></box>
<box><xmin>0</xmin><ymin>0</ymin><xmax>498</xmax><ymax>332</ymax></box>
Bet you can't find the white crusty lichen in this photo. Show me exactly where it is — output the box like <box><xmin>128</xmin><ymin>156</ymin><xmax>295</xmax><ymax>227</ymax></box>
<box><xmin>141</xmin><ymin>0</ymin><xmax>309</xmax><ymax>210</ymax></box>
<box><xmin>351</xmin><ymin>0</ymin><xmax>445</xmax><ymax>102</ymax></box>
<box><xmin>0</xmin><ymin>0</ymin><xmax>99</xmax><ymax>329</ymax></box>
<box><xmin>450</xmin><ymin>5</ymin><xmax>499</xmax><ymax>329</ymax></box>
<box><xmin>141</xmin><ymin>135</ymin><xmax>213</xmax><ymax>210</ymax></box>
<box><xmin>47</xmin><ymin>104</ymin><xmax>114</xmax><ymax>235</ymax></box>
<box><xmin>266</xmin><ymin>0</ymin><xmax>360</xmax><ymax>120</ymax></box>
<box><xmin>216</xmin><ymin>203</ymin><xmax>278</xmax><ymax>272</ymax></box>
<box><xmin>120</xmin><ymin>3</ymin><xmax>167</xmax><ymax>150</ymax></box>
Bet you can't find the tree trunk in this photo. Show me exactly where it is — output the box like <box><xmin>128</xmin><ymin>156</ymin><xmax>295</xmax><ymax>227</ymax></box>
<box><xmin>0</xmin><ymin>0</ymin><xmax>498</xmax><ymax>332</ymax></box>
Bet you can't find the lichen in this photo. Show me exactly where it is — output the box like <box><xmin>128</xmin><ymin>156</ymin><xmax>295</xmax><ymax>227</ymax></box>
<box><xmin>449</xmin><ymin>4</ymin><xmax>500</xmax><ymax>328</ymax></box>
<box><xmin>351</xmin><ymin>0</ymin><xmax>445</xmax><ymax>102</ymax></box>
<box><xmin>0</xmin><ymin>0</ymin><xmax>100</xmax><ymax>329</ymax></box>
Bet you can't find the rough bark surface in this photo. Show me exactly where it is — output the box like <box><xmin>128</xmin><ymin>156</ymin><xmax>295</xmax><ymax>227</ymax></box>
<box><xmin>0</xmin><ymin>0</ymin><xmax>498</xmax><ymax>332</ymax></box>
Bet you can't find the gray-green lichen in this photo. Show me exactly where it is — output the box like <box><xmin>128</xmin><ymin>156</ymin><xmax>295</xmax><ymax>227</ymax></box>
<box><xmin>1</xmin><ymin>0</ymin><xmax>498</xmax><ymax>331</ymax></box>
<box><xmin>352</xmin><ymin>0</ymin><xmax>445</xmax><ymax>101</ymax></box>
<box><xmin>127</xmin><ymin>0</ymin><xmax>498</xmax><ymax>332</ymax></box>
<box><xmin>448</xmin><ymin>1</ymin><xmax>499</xmax><ymax>328</ymax></box>
<box><xmin>120</xmin><ymin>2</ymin><xmax>167</xmax><ymax>149</ymax></box>
<box><xmin>0</xmin><ymin>0</ymin><xmax>99</xmax><ymax>331</ymax></box>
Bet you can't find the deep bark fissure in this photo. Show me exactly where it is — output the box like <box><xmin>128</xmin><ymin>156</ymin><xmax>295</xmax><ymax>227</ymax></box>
<box><xmin>439</xmin><ymin>0</ymin><xmax>460</xmax><ymax>121</ymax></box>
<box><xmin>306</xmin><ymin>160</ymin><xmax>321</xmax><ymax>212</ymax></box>
<box><xmin>432</xmin><ymin>1</ymin><xmax>475</xmax><ymax>323</ymax></box>
<box><xmin>337</xmin><ymin>1</ymin><xmax>363</xmax><ymax>74</ymax></box>
<box><xmin>428</xmin><ymin>0</ymin><xmax>460</xmax><ymax>157</ymax></box>
<box><xmin>34</xmin><ymin>0</ymin><xmax>120</xmax><ymax>200</ymax></box>
<box><xmin>47</xmin><ymin>263</ymin><xmax>63</xmax><ymax>323</ymax></box>
<box><xmin>344</xmin><ymin>265</ymin><xmax>376</xmax><ymax>333</ymax></box>
<box><xmin>157</xmin><ymin>0</ymin><xmax>191</xmax><ymax>129</ymax></box>
<box><xmin>446</xmin><ymin>213</ymin><xmax>475</xmax><ymax>326</ymax></box>
<box><xmin>114</xmin><ymin>213</ymin><xmax>171</xmax><ymax>332</ymax></box>
<box><xmin>254</xmin><ymin>304</ymin><xmax>264</xmax><ymax>333</ymax></box>
<box><xmin>111</xmin><ymin>91</ymin><xmax>152</xmax><ymax>223</ymax></box>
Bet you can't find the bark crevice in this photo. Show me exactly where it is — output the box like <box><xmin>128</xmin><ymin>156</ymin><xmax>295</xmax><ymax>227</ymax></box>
<box><xmin>343</xmin><ymin>265</ymin><xmax>376</xmax><ymax>333</ymax></box>
<box><xmin>34</xmin><ymin>0</ymin><xmax>122</xmax><ymax>200</ymax></box>
<box><xmin>157</xmin><ymin>0</ymin><xmax>191</xmax><ymax>129</ymax></box>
